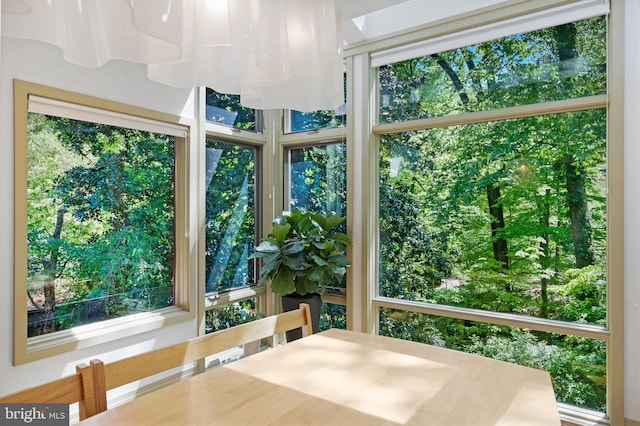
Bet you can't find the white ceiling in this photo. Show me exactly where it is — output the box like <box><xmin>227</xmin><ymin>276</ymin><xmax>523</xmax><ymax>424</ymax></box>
<box><xmin>337</xmin><ymin>0</ymin><xmax>513</xmax><ymax>46</ymax></box>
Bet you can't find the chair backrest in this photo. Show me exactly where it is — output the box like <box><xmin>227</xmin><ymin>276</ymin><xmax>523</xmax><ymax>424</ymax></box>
<box><xmin>92</xmin><ymin>303</ymin><xmax>313</xmax><ymax>413</ymax></box>
<box><xmin>0</xmin><ymin>363</ymin><xmax>98</xmax><ymax>420</ymax></box>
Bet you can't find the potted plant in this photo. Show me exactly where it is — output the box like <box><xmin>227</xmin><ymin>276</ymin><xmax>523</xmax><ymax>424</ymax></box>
<box><xmin>253</xmin><ymin>209</ymin><xmax>351</xmax><ymax>340</ymax></box>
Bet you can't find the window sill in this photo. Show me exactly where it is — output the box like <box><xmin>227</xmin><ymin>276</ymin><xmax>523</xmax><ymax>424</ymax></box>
<box><xmin>17</xmin><ymin>306</ymin><xmax>194</xmax><ymax>365</ymax></box>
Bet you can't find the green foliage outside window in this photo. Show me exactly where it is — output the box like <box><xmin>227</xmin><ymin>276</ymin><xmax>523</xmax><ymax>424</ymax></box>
<box><xmin>205</xmin><ymin>140</ymin><xmax>257</xmax><ymax>294</ymax></box>
<box><xmin>288</xmin><ymin>143</ymin><xmax>346</xmax><ymax>217</ymax></box>
<box><xmin>379</xmin><ymin>18</ymin><xmax>606</xmax><ymax>122</ymax></box>
<box><xmin>26</xmin><ymin>113</ymin><xmax>175</xmax><ymax>336</ymax></box>
<box><xmin>205</xmin><ymin>299</ymin><xmax>262</xmax><ymax>334</ymax></box>
<box><xmin>287</xmin><ymin>143</ymin><xmax>347</xmax><ymax>292</ymax></box>
<box><xmin>205</xmin><ymin>88</ymin><xmax>260</xmax><ymax>132</ymax></box>
<box><xmin>320</xmin><ymin>303</ymin><xmax>346</xmax><ymax>331</ymax></box>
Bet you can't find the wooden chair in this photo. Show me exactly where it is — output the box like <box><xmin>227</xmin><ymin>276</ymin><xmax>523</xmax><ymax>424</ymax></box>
<box><xmin>0</xmin><ymin>363</ymin><xmax>98</xmax><ymax>420</ymax></box>
<box><xmin>91</xmin><ymin>303</ymin><xmax>313</xmax><ymax>413</ymax></box>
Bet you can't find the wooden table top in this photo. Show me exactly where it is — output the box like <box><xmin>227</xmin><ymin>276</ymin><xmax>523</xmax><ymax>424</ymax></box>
<box><xmin>78</xmin><ymin>328</ymin><xmax>560</xmax><ymax>425</ymax></box>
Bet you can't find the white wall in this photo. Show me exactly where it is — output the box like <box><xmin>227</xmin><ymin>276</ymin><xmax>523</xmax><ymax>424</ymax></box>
<box><xmin>0</xmin><ymin>37</ymin><xmax>199</xmax><ymax>397</ymax></box>
<box><xmin>624</xmin><ymin>1</ymin><xmax>640</xmax><ymax>422</ymax></box>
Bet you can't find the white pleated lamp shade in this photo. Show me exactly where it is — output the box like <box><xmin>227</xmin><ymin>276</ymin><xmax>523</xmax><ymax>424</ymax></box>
<box><xmin>2</xmin><ymin>0</ymin><xmax>344</xmax><ymax>111</ymax></box>
<box><xmin>1</xmin><ymin>0</ymin><xmax>182</xmax><ymax>66</ymax></box>
<box><xmin>240</xmin><ymin>0</ymin><xmax>344</xmax><ymax>111</ymax></box>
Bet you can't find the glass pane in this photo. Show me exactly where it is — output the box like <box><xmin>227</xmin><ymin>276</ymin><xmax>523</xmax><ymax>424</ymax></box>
<box><xmin>379</xmin><ymin>308</ymin><xmax>606</xmax><ymax>412</ymax></box>
<box><xmin>287</xmin><ymin>142</ymin><xmax>348</xmax><ymax>292</ymax></box>
<box><xmin>27</xmin><ymin>113</ymin><xmax>175</xmax><ymax>337</ymax></box>
<box><xmin>320</xmin><ymin>302</ymin><xmax>346</xmax><ymax>331</ymax></box>
<box><xmin>205</xmin><ymin>139</ymin><xmax>257</xmax><ymax>294</ymax></box>
<box><xmin>205</xmin><ymin>88</ymin><xmax>261</xmax><ymax>132</ymax></box>
<box><xmin>287</xmin><ymin>142</ymin><xmax>347</xmax><ymax>216</ymax></box>
<box><xmin>205</xmin><ymin>299</ymin><xmax>262</xmax><ymax>333</ymax></box>
<box><xmin>287</xmin><ymin>74</ymin><xmax>347</xmax><ymax>133</ymax></box>
<box><xmin>288</xmin><ymin>108</ymin><xmax>346</xmax><ymax>133</ymax></box>
<box><xmin>379</xmin><ymin>16</ymin><xmax>606</xmax><ymax>123</ymax></box>
<box><xmin>378</xmin><ymin>109</ymin><xmax>606</xmax><ymax>325</ymax></box>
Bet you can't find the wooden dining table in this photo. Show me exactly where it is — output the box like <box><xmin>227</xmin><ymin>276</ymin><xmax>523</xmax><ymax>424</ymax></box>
<box><xmin>77</xmin><ymin>328</ymin><xmax>560</xmax><ymax>425</ymax></box>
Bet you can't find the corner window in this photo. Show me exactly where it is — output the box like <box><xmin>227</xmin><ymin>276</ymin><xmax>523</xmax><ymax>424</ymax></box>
<box><xmin>14</xmin><ymin>81</ymin><xmax>192</xmax><ymax>364</ymax></box>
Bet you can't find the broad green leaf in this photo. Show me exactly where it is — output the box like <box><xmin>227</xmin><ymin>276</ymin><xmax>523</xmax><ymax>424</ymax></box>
<box><xmin>271</xmin><ymin>268</ymin><xmax>296</xmax><ymax>295</ymax></box>
<box><xmin>260</xmin><ymin>257</ymin><xmax>281</xmax><ymax>277</ymax></box>
<box><xmin>254</xmin><ymin>241</ymin><xmax>280</xmax><ymax>253</ymax></box>
<box><xmin>331</xmin><ymin>232</ymin><xmax>351</xmax><ymax>245</ymax></box>
<box><xmin>282</xmin><ymin>252</ymin><xmax>306</xmax><ymax>270</ymax></box>
<box><xmin>313</xmin><ymin>212</ymin><xmax>345</xmax><ymax>232</ymax></box>
<box><xmin>311</xmin><ymin>254</ymin><xmax>329</xmax><ymax>266</ymax></box>
<box><xmin>282</xmin><ymin>240</ymin><xmax>306</xmax><ymax>255</ymax></box>
<box><xmin>271</xmin><ymin>223</ymin><xmax>292</xmax><ymax>244</ymax></box>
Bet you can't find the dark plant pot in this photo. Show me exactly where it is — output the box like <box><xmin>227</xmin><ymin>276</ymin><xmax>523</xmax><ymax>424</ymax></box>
<box><xmin>281</xmin><ymin>292</ymin><xmax>322</xmax><ymax>342</ymax></box>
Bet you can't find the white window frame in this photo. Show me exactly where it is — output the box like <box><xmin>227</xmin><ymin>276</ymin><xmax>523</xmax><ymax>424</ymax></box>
<box><xmin>13</xmin><ymin>80</ymin><xmax>196</xmax><ymax>365</ymax></box>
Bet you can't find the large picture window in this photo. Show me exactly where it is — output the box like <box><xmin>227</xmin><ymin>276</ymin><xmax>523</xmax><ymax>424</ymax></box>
<box><xmin>14</xmin><ymin>81</ymin><xmax>192</xmax><ymax>364</ymax></box>
<box><xmin>375</xmin><ymin>15</ymin><xmax>609</xmax><ymax>415</ymax></box>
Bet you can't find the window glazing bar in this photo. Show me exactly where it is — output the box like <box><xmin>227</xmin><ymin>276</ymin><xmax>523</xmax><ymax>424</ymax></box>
<box><xmin>374</xmin><ymin>296</ymin><xmax>610</xmax><ymax>341</ymax></box>
<box><xmin>373</xmin><ymin>95</ymin><xmax>608</xmax><ymax>135</ymax></box>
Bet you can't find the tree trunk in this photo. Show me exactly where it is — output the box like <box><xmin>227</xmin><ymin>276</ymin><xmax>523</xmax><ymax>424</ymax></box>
<box><xmin>487</xmin><ymin>183</ymin><xmax>509</xmax><ymax>269</ymax></box>
<box><xmin>433</xmin><ymin>51</ymin><xmax>511</xmax><ymax>274</ymax></box>
<box><xmin>40</xmin><ymin>208</ymin><xmax>65</xmax><ymax>334</ymax></box>
<box><xmin>564</xmin><ymin>155</ymin><xmax>594</xmax><ymax>268</ymax></box>
<box><xmin>539</xmin><ymin>189</ymin><xmax>550</xmax><ymax>318</ymax></box>
<box><xmin>553</xmin><ymin>24</ymin><xmax>594</xmax><ymax>268</ymax></box>
<box><xmin>431</xmin><ymin>54</ymin><xmax>469</xmax><ymax>105</ymax></box>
